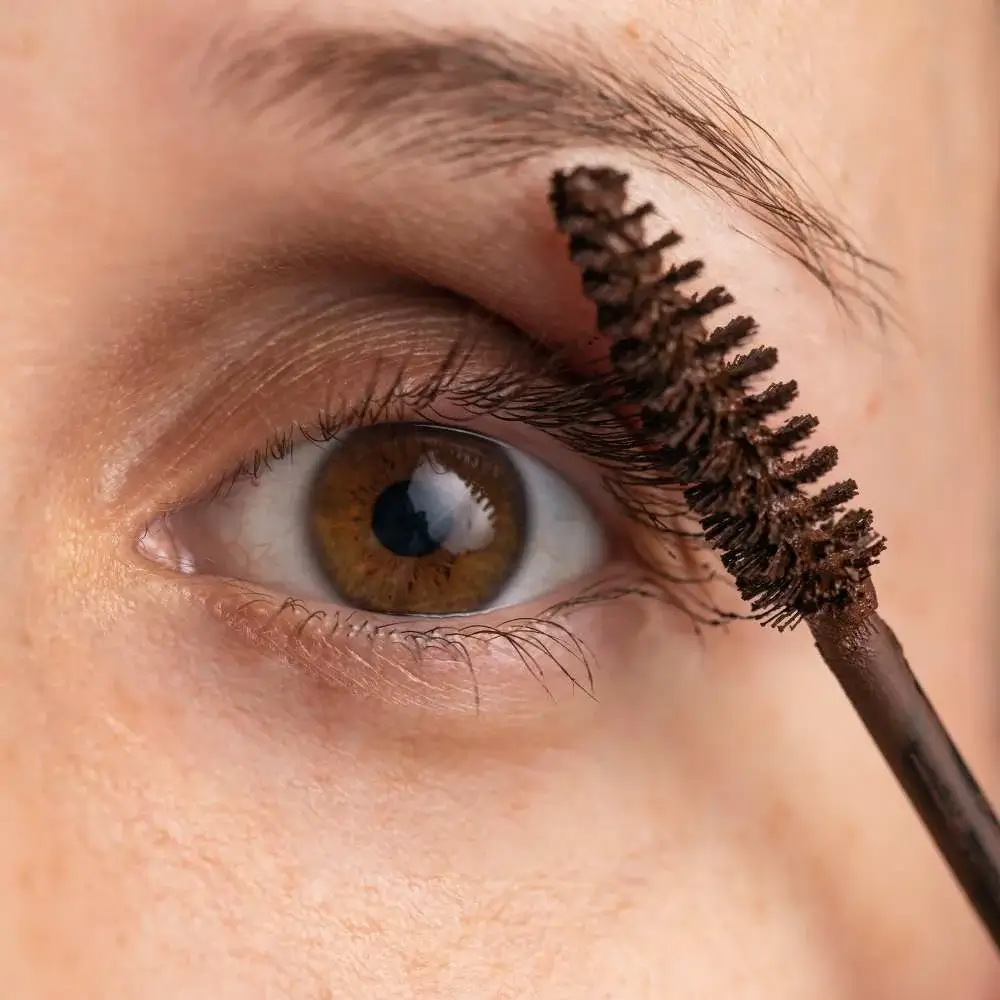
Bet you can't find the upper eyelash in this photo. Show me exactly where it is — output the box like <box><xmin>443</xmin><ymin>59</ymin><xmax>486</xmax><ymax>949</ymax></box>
<box><xmin>210</xmin><ymin>573</ymin><xmax>673</xmax><ymax>711</ymax></box>
<box><xmin>212</xmin><ymin>334</ymin><xmax>705</xmax><ymax>539</ymax></box>
<box><xmin>196</xmin><ymin>332</ymin><xmax>733</xmax><ymax>614</ymax></box>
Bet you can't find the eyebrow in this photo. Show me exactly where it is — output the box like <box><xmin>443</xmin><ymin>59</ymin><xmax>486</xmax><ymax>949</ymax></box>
<box><xmin>202</xmin><ymin>22</ymin><xmax>891</xmax><ymax>321</ymax></box>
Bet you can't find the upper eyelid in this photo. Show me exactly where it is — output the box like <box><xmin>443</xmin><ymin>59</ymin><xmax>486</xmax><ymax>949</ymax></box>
<box><xmin>98</xmin><ymin>276</ymin><xmax>502</xmax><ymax>509</ymax></box>
<box><xmin>172</xmin><ymin>342</ymin><xmax>629</xmax><ymax>513</ymax></box>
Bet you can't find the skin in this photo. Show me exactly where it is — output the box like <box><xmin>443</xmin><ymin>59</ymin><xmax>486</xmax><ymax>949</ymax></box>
<box><xmin>1</xmin><ymin>0</ymin><xmax>997</xmax><ymax>997</ymax></box>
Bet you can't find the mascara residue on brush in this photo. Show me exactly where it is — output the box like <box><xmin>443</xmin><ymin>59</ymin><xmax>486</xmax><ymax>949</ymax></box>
<box><xmin>550</xmin><ymin>166</ymin><xmax>886</xmax><ymax>629</ymax></box>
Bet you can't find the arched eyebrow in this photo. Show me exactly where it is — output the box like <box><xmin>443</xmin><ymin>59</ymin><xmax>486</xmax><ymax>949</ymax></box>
<box><xmin>201</xmin><ymin>22</ymin><xmax>893</xmax><ymax>323</ymax></box>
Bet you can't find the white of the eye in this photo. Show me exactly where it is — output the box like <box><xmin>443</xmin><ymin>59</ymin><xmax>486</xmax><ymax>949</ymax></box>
<box><xmin>185</xmin><ymin>430</ymin><xmax>607</xmax><ymax>613</ymax></box>
<box><xmin>480</xmin><ymin>445</ymin><xmax>605</xmax><ymax>611</ymax></box>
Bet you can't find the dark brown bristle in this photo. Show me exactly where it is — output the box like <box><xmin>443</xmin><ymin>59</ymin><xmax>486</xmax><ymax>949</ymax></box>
<box><xmin>549</xmin><ymin>166</ymin><xmax>886</xmax><ymax>628</ymax></box>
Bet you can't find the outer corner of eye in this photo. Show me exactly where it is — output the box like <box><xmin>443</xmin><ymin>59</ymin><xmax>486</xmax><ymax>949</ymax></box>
<box><xmin>155</xmin><ymin>422</ymin><xmax>609</xmax><ymax>618</ymax></box>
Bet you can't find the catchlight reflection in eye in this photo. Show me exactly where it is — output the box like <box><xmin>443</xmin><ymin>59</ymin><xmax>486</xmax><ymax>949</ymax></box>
<box><xmin>152</xmin><ymin>423</ymin><xmax>608</xmax><ymax>617</ymax></box>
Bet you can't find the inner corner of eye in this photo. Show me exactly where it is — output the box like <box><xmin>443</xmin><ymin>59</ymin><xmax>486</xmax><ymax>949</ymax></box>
<box><xmin>154</xmin><ymin>422</ymin><xmax>608</xmax><ymax>617</ymax></box>
<box><xmin>137</xmin><ymin>515</ymin><xmax>198</xmax><ymax>574</ymax></box>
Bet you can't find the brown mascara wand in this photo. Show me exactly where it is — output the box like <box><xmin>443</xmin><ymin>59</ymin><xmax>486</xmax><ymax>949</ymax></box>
<box><xmin>549</xmin><ymin>165</ymin><xmax>1000</xmax><ymax>951</ymax></box>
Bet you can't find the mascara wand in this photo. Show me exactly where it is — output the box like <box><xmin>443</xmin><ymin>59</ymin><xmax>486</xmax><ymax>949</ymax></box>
<box><xmin>808</xmin><ymin>585</ymin><xmax>1000</xmax><ymax>944</ymax></box>
<box><xmin>550</xmin><ymin>165</ymin><xmax>1000</xmax><ymax>951</ymax></box>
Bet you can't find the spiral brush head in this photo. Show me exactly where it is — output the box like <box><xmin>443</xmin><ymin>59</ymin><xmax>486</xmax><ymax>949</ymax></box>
<box><xmin>549</xmin><ymin>165</ymin><xmax>886</xmax><ymax>629</ymax></box>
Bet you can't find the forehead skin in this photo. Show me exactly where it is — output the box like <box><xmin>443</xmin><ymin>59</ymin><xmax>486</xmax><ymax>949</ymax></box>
<box><xmin>0</xmin><ymin>1</ymin><xmax>998</xmax><ymax>999</ymax></box>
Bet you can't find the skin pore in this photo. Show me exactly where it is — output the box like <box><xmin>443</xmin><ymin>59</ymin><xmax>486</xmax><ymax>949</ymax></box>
<box><xmin>0</xmin><ymin>0</ymin><xmax>997</xmax><ymax>997</ymax></box>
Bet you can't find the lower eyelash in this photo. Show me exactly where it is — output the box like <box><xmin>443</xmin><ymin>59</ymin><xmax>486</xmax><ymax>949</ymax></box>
<box><xmin>197</xmin><ymin>572</ymin><xmax>671</xmax><ymax>712</ymax></box>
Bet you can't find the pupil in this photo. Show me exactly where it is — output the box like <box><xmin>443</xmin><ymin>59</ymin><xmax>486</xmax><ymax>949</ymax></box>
<box><xmin>370</xmin><ymin>479</ymin><xmax>453</xmax><ymax>558</ymax></box>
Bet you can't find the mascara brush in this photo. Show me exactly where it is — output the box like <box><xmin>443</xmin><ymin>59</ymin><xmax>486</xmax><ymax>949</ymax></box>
<box><xmin>549</xmin><ymin>165</ymin><xmax>1000</xmax><ymax>951</ymax></box>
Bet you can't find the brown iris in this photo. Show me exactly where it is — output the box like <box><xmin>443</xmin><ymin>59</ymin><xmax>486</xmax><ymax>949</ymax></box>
<box><xmin>309</xmin><ymin>424</ymin><xmax>527</xmax><ymax>615</ymax></box>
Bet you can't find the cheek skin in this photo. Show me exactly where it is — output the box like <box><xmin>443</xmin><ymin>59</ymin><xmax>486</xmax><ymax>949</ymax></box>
<box><xmin>0</xmin><ymin>581</ymin><xmax>984</xmax><ymax>999</ymax></box>
<box><xmin>0</xmin><ymin>598</ymin><xmax>835</xmax><ymax>998</ymax></box>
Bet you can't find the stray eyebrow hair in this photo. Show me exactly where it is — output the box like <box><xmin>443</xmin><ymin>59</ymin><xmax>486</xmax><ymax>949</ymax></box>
<box><xmin>201</xmin><ymin>20</ymin><xmax>892</xmax><ymax>321</ymax></box>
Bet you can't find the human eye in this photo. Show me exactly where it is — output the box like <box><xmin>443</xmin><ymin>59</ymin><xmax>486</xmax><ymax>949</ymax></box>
<box><xmin>129</xmin><ymin>275</ymin><xmax>700</xmax><ymax>717</ymax></box>
<box><xmin>146</xmin><ymin>421</ymin><xmax>606</xmax><ymax>616</ymax></box>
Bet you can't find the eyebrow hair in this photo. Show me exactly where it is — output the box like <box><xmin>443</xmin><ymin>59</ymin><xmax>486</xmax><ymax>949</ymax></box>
<box><xmin>202</xmin><ymin>21</ymin><xmax>892</xmax><ymax>322</ymax></box>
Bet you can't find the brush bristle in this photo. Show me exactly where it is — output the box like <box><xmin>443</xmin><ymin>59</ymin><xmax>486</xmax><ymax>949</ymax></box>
<box><xmin>550</xmin><ymin>166</ymin><xmax>886</xmax><ymax>629</ymax></box>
